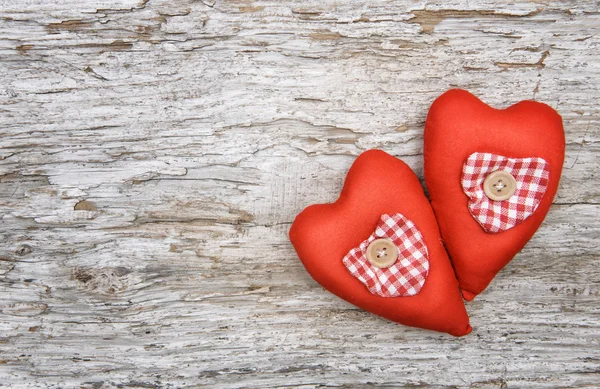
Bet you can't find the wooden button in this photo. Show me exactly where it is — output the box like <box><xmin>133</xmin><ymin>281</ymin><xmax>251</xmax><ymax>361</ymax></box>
<box><xmin>483</xmin><ymin>170</ymin><xmax>517</xmax><ymax>201</ymax></box>
<box><xmin>366</xmin><ymin>238</ymin><xmax>398</xmax><ymax>269</ymax></box>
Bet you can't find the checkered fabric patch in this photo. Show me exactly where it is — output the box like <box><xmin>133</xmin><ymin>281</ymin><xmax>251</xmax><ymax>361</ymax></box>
<box><xmin>342</xmin><ymin>213</ymin><xmax>429</xmax><ymax>297</ymax></box>
<box><xmin>462</xmin><ymin>152</ymin><xmax>550</xmax><ymax>233</ymax></box>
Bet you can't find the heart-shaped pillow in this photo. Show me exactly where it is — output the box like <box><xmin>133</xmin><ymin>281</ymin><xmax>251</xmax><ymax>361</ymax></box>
<box><xmin>424</xmin><ymin>89</ymin><xmax>565</xmax><ymax>300</ymax></box>
<box><xmin>290</xmin><ymin>150</ymin><xmax>472</xmax><ymax>336</ymax></box>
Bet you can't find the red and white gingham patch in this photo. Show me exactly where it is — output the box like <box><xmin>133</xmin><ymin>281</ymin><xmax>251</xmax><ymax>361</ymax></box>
<box><xmin>462</xmin><ymin>152</ymin><xmax>550</xmax><ymax>233</ymax></box>
<box><xmin>342</xmin><ymin>213</ymin><xmax>429</xmax><ymax>297</ymax></box>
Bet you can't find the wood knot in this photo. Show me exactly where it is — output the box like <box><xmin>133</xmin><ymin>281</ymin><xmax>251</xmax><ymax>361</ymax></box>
<box><xmin>15</xmin><ymin>244</ymin><xmax>32</xmax><ymax>256</ymax></box>
<box><xmin>74</xmin><ymin>200</ymin><xmax>98</xmax><ymax>211</ymax></box>
<box><xmin>72</xmin><ymin>267</ymin><xmax>134</xmax><ymax>295</ymax></box>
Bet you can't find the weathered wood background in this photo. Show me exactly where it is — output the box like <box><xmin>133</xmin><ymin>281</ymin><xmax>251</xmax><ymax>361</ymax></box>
<box><xmin>0</xmin><ymin>0</ymin><xmax>599</xmax><ymax>387</ymax></box>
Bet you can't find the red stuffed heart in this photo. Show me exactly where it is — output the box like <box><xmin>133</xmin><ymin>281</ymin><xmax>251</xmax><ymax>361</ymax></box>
<box><xmin>290</xmin><ymin>150</ymin><xmax>472</xmax><ymax>336</ymax></box>
<box><xmin>424</xmin><ymin>89</ymin><xmax>565</xmax><ymax>301</ymax></box>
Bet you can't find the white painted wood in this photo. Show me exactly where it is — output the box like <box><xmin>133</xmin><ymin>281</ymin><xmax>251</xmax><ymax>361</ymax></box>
<box><xmin>0</xmin><ymin>0</ymin><xmax>599</xmax><ymax>387</ymax></box>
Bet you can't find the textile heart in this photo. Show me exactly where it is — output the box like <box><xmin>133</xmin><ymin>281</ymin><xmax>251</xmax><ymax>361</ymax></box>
<box><xmin>424</xmin><ymin>89</ymin><xmax>565</xmax><ymax>301</ymax></box>
<box><xmin>462</xmin><ymin>152</ymin><xmax>550</xmax><ymax>233</ymax></box>
<box><xmin>290</xmin><ymin>150</ymin><xmax>472</xmax><ymax>336</ymax></box>
<box><xmin>343</xmin><ymin>213</ymin><xmax>429</xmax><ymax>297</ymax></box>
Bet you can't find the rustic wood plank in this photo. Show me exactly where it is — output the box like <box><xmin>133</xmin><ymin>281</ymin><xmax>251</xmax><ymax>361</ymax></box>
<box><xmin>0</xmin><ymin>0</ymin><xmax>599</xmax><ymax>387</ymax></box>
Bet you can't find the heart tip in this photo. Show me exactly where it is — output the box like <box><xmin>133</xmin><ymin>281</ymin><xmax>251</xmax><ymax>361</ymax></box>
<box><xmin>461</xmin><ymin>290</ymin><xmax>477</xmax><ymax>301</ymax></box>
<box><xmin>450</xmin><ymin>323</ymin><xmax>473</xmax><ymax>337</ymax></box>
<box><xmin>463</xmin><ymin>324</ymin><xmax>473</xmax><ymax>336</ymax></box>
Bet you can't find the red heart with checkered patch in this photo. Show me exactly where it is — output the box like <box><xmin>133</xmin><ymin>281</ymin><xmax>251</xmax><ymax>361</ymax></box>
<box><xmin>424</xmin><ymin>89</ymin><xmax>565</xmax><ymax>301</ymax></box>
<box><xmin>290</xmin><ymin>150</ymin><xmax>471</xmax><ymax>336</ymax></box>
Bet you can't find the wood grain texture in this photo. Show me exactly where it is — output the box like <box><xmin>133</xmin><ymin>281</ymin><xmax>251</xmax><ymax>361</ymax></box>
<box><xmin>0</xmin><ymin>0</ymin><xmax>599</xmax><ymax>387</ymax></box>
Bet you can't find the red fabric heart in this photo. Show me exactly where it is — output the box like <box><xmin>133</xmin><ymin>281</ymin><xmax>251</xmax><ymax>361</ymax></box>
<box><xmin>290</xmin><ymin>150</ymin><xmax>472</xmax><ymax>336</ymax></box>
<box><xmin>424</xmin><ymin>89</ymin><xmax>565</xmax><ymax>301</ymax></box>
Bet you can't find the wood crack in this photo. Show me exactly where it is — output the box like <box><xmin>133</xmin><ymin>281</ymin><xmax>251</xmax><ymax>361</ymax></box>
<box><xmin>496</xmin><ymin>50</ymin><xmax>550</xmax><ymax>70</ymax></box>
<box><xmin>410</xmin><ymin>8</ymin><xmax>544</xmax><ymax>33</ymax></box>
